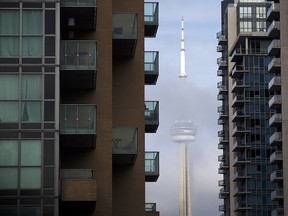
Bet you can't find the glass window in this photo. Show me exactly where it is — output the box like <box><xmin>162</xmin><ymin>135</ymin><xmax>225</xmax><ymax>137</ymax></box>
<box><xmin>256</xmin><ymin>7</ymin><xmax>266</xmax><ymax>18</ymax></box>
<box><xmin>21</xmin><ymin>140</ymin><xmax>41</xmax><ymax>166</ymax></box>
<box><xmin>0</xmin><ymin>207</ymin><xmax>17</xmax><ymax>216</ymax></box>
<box><xmin>0</xmin><ymin>168</ymin><xmax>18</xmax><ymax>189</ymax></box>
<box><xmin>239</xmin><ymin>7</ymin><xmax>252</xmax><ymax>18</ymax></box>
<box><xmin>20</xmin><ymin>167</ymin><xmax>41</xmax><ymax>189</ymax></box>
<box><xmin>256</xmin><ymin>21</ymin><xmax>266</xmax><ymax>32</ymax></box>
<box><xmin>0</xmin><ymin>140</ymin><xmax>18</xmax><ymax>166</ymax></box>
<box><xmin>0</xmin><ymin>75</ymin><xmax>19</xmax><ymax>100</ymax></box>
<box><xmin>0</xmin><ymin>102</ymin><xmax>19</xmax><ymax>122</ymax></box>
<box><xmin>22</xmin><ymin>75</ymin><xmax>42</xmax><ymax>99</ymax></box>
<box><xmin>240</xmin><ymin>21</ymin><xmax>252</xmax><ymax>32</ymax></box>
<box><xmin>21</xmin><ymin>101</ymin><xmax>41</xmax><ymax>122</ymax></box>
<box><xmin>20</xmin><ymin>207</ymin><xmax>41</xmax><ymax>216</ymax></box>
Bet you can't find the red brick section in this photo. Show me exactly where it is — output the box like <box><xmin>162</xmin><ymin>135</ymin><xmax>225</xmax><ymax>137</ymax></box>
<box><xmin>61</xmin><ymin>180</ymin><xmax>97</xmax><ymax>201</ymax></box>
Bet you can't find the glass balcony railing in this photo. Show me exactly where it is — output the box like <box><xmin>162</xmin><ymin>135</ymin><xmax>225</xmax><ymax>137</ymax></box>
<box><xmin>145</xmin><ymin>51</ymin><xmax>159</xmax><ymax>75</ymax></box>
<box><xmin>144</xmin><ymin>2</ymin><xmax>159</xmax><ymax>37</ymax></box>
<box><xmin>60</xmin><ymin>0</ymin><xmax>97</xmax><ymax>7</ymax></box>
<box><xmin>60</xmin><ymin>104</ymin><xmax>96</xmax><ymax>134</ymax></box>
<box><xmin>112</xmin><ymin>13</ymin><xmax>137</xmax><ymax>39</ymax></box>
<box><xmin>145</xmin><ymin>203</ymin><xmax>157</xmax><ymax>212</ymax></box>
<box><xmin>60</xmin><ymin>41</ymin><xmax>97</xmax><ymax>70</ymax></box>
<box><xmin>145</xmin><ymin>152</ymin><xmax>159</xmax><ymax>182</ymax></box>
<box><xmin>60</xmin><ymin>169</ymin><xmax>93</xmax><ymax>179</ymax></box>
<box><xmin>112</xmin><ymin>127</ymin><xmax>138</xmax><ymax>155</ymax></box>
<box><xmin>145</xmin><ymin>101</ymin><xmax>159</xmax><ymax>122</ymax></box>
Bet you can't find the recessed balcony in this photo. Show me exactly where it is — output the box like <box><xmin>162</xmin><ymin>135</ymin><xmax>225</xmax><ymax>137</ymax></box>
<box><xmin>232</xmin><ymin>125</ymin><xmax>248</xmax><ymax>137</ymax></box>
<box><xmin>269</xmin><ymin>132</ymin><xmax>282</xmax><ymax>146</ymax></box>
<box><xmin>269</xmin><ymin>95</ymin><xmax>282</xmax><ymax>109</ymax></box>
<box><xmin>267</xmin><ymin>3</ymin><xmax>280</xmax><ymax>21</ymax></box>
<box><xmin>232</xmin><ymin>95</ymin><xmax>248</xmax><ymax>108</ymax></box>
<box><xmin>60</xmin><ymin>105</ymin><xmax>97</xmax><ymax>148</ymax></box>
<box><xmin>268</xmin><ymin>39</ymin><xmax>281</xmax><ymax>56</ymax></box>
<box><xmin>216</xmin><ymin>31</ymin><xmax>227</xmax><ymax>45</ymax></box>
<box><xmin>271</xmin><ymin>189</ymin><xmax>284</xmax><ymax>201</ymax></box>
<box><xmin>145</xmin><ymin>101</ymin><xmax>159</xmax><ymax>133</ymax></box>
<box><xmin>232</xmin><ymin>110</ymin><xmax>248</xmax><ymax>122</ymax></box>
<box><xmin>60</xmin><ymin>0</ymin><xmax>97</xmax><ymax>34</ymax></box>
<box><xmin>234</xmin><ymin>202</ymin><xmax>252</xmax><ymax>212</ymax></box>
<box><xmin>113</xmin><ymin>13</ymin><xmax>137</xmax><ymax>57</ymax></box>
<box><xmin>145</xmin><ymin>152</ymin><xmax>159</xmax><ymax>182</ymax></box>
<box><xmin>60</xmin><ymin>40</ymin><xmax>97</xmax><ymax>89</ymax></box>
<box><xmin>270</xmin><ymin>151</ymin><xmax>283</xmax><ymax>164</ymax></box>
<box><xmin>217</xmin><ymin>57</ymin><xmax>227</xmax><ymax>70</ymax></box>
<box><xmin>232</xmin><ymin>140</ymin><xmax>247</xmax><ymax>152</ymax></box>
<box><xmin>269</xmin><ymin>114</ymin><xmax>282</xmax><ymax>127</ymax></box>
<box><xmin>270</xmin><ymin>170</ymin><xmax>283</xmax><ymax>183</ymax></box>
<box><xmin>145</xmin><ymin>203</ymin><xmax>159</xmax><ymax>216</ymax></box>
<box><xmin>217</xmin><ymin>81</ymin><xmax>227</xmax><ymax>93</ymax></box>
<box><xmin>232</xmin><ymin>80</ymin><xmax>247</xmax><ymax>93</ymax></box>
<box><xmin>112</xmin><ymin>127</ymin><xmax>138</xmax><ymax>165</ymax></box>
<box><xmin>233</xmin><ymin>155</ymin><xmax>249</xmax><ymax>166</ymax></box>
<box><xmin>268</xmin><ymin>76</ymin><xmax>281</xmax><ymax>91</ymax></box>
<box><xmin>267</xmin><ymin>21</ymin><xmax>280</xmax><ymax>38</ymax></box>
<box><xmin>231</xmin><ymin>48</ymin><xmax>245</xmax><ymax>63</ymax></box>
<box><xmin>268</xmin><ymin>57</ymin><xmax>281</xmax><ymax>74</ymax></box>
<box><xmin>230</xmin><ymin>65</ymin><xmax>247</xmax><ymax>78</ymax></box>
<box><xmin>233</xmin><ymin>171</ymin><xmax>251</xmax><ymax>182</ymax></box>
<box><xmin>144</xmin><ymin>2</ymin><xmax>159</xmax><ymax>38</ymax></box>
<box><xmin>145</xmin><ymin>51</ymin><xmax>159</xmax><ymax>85</ymax></box>
<box><xmin>272</xmin><ymin>208</ymin><xmax>284</xmax><ymax>216</ymax></box>
<box><xmin>234</xmin><ymin>186</ymin><xmax>251</xmax><ymax>197</ymax></box>
<box><xmin>60</xmin><ymin>169</ymin><xmax>97</xmax><ymax>211</ymax></box>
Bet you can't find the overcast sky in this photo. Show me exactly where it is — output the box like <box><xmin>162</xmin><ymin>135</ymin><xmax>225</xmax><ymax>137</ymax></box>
<box><xmin>145</xmin><ymin>0</ymin><xmax>222</xmax><ymax>216</ymax></box>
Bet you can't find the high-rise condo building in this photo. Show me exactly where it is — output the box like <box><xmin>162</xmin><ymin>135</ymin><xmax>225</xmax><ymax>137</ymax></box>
<box><xmin>0</xmin><ymin>1</ymin><xmax>160</xmax><ymax>216</ymax></box>
<box><xmin>217</xmin><ymin>0</ymin><xmax>287</xmax><ymax>215</ymax></box>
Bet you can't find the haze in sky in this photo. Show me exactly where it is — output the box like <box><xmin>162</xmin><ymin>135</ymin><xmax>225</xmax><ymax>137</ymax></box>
<box><xmin>145</xmin><ymin>0</ymin><xmax>221</xmax><ymax>216</ymax></box>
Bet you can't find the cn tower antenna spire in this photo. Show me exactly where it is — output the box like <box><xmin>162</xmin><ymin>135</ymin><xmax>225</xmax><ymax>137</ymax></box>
<box><xmin>179</xmin><ymin>16</ymin><xmax>187</xmax><ymax>78</ymax></box>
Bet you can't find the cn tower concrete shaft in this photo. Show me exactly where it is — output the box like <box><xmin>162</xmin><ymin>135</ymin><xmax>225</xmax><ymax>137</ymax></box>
<box><xmin>179</xmin><ymin>143</ymin><xmax>192</xmax><ymax>216</ymax></box>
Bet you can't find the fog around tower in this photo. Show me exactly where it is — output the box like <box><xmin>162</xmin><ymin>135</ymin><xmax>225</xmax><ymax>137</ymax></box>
<box><xmin>145</xmin><ymin>0</ymin><xmax>221</xmax><ymax>215</ymax></box>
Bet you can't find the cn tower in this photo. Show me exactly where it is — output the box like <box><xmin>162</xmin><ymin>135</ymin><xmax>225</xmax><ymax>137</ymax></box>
<box><xmin>170</xmin><ymin>17</ymin><xmax>196</xmax><ymax>216</ymax></box>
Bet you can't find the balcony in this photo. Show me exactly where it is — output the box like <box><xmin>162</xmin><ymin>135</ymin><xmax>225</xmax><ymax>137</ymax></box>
<box><xmin>232</xmin><ymin>140</ymin><xmax>247</xmax><ymax>152</ymax></box>
<box><xmin>268</xmin><ymin>39</ymin><xmax>281</xmax><ymax>56</ymax></box>
<box><xmin>218</xmin><ymin>180</ymin><xmax>225</xmax><ymax>186</ymax></box>
<box><xmin>60</xmin><ymin>105</ymin><xmax>97</xmax><ymax>148</ymax></box>
<box><xmin>218</xmin><ymin>169</ymin><xmax>228</xmax><ymax>174</ymax></box>
<box><xmin>218</xmin><ymin>106</ymin><xmax>228</xmax><ymax>120</ymax></box>
<box><xmin>145</xmin><ymin>152</ymin><xmax>159</xmax><ymax>182</ymax></box>
<box><xmin>60</xmin><ymin>0</ymin><xmax>97</xmax><ymax>35</ymax></box>
<box><xmin>218</xmin><ymin>130</ymin><xmax>225</xmax><ymax>138</ymax></box>
<box><xmin>271</xmin><ymin>189</ymin><xmax>284</xmax><ymax>201</ymax></box>
<box><xmin>269</xmin><ymin>113</ymin><xmax>282</xmax><ymax>128</ymax></box>
<box><xmin>231</xmin><ymin>48</ymin><xmax>245</xmax><ymax>63</ymax></box>
<box><xmin>234</xmin><ymin>202</ymin><xmax>252</xmax><ymax>212</ymax></box>
<box><xmin>219</xmin><ymin>137</ymin><xmax>228</xmax><ymax>145</ymax></box>
<box><xmin>230</xmin><ymin>65</ymin><xmax>247</xmax><ymax>78</ymax></box>
<box><xmin>234</xmin><ymin>186</ymin><xmax>251</xmax><ymax>197</ymax></box>
<box><xmin>270</xmin><ymin>170</ymin><xmax>283</xmax><ymax>183</ymax></box>
<box><xmin>145</xmin><ymin>101</ymin><xmax>159</xmax><ymax>133</ymax></box>
<box><xmin>217</xmin><ymin>93</ymin><xmax>225</xmax><ymax>100</ymax></box>
<box><xmin>218</xmin><ymin>119</ymin><xmax>225</xmax><ymax>125</ymax></box>
<box><xmin>219</xmin><ymin>187</ymin><xmax>229</xmax><ymax>199</ymax></box>
<box><xmin>217</xmin><ymin>45</ymin><xmax>224</xmax><ymax>52</ymax></box>
<box><xmin>232</xmin><ymin>125</ymin><xmax>248</xmax><ymax>137</ymax></box>
<box><xmin>60</xmin><ymin>40</ymin><xmax>97</xmax><ymax>88</ymax></box>
<box><xmin>217</xmin><ymin>57</ymin><xmax>227</xmax><ymax>70</ymax></box>
<box><xmin>272</xmin><ymin>208</ymin><xmax>284</xmax><ymax>216</ymax></box>
<box><xmin>267</xmin><ymin>21</ymin><xmax>280</xmax><ymax>38</ymax></box>
<box><xmin>217</xmin><ymin>70</ymin><xmax>225</xmax><ymax>76</ymax></box>
<box><xmin>270</xmin><ymin>151</ymin><xmax>283</xmax><ymax>165</ymax></box>
<box><xmin>268</xmin><ymin>57</ymin><xmax>281</xmax><ymax>74</ymax></box>
<box><xmin>232</xmin><ymin>95</ymin><xmax>248</xmax><ymax>108</ymax></box>
<box><xmin>232</xmin><ymin>80</ymin><xmax>247</xmax><ymax>93</ymax></box>
<box><xmin>219</xmin><ymin>162</ymin><xmax>228</xmax><ymax>170</ymax></box>
<box><xmin>219</xmin><ymin>205</ymin><xmax>226</xmax><ymax>212</ymax></box>
<box><xmin>232</xmin><ymin>110</ymin><xmax>248</xmax><ymax>122</ymax></box>
<box><xmin>233</xmin><ymin>171</ymin><xmax>251</xmax><ymax>181</ymax></box>
<box><xmin>217</xmin><ymin>81</ymin><xmax>227</xmax><ymax>93</ymax></box>
<box><xmin>112</xmin><ymin>127</ymin><xmax>138</xmax><ymax>165</ymax></box>
<box><xmin>269</xmin><ymin>132</ymin><xmax>282</xmax><ymax>146</ymax></box>
<box><xmin>145</xmin><ymin>203</ymin><xmax>159</xmax><ymax>216</ymax></box>
<box><xmin>218</xmin><ymin>143</ymin><xmax>225</xmax><ymax>150</ymax></box>
<box><xmin>269</xmin><ymin>95</ymin><xmax>282</xmax><ymax>109</ymax></box>
<box><xmin>144</xmin><ymin>2</ymin><xmax>159</xmax><ymax>37</ymax></box>
<box><xmin>113</xmin><ymin>13</ymin><xmax>137</xmax><ymax>57</ymax></box>
<box><xmin>267</xmin><ymin>3</ymin><xmax>280</xmax><ymax>21</ymax></box>
<box><xmin>233</xmin><ymin>155</ymin><xmax>249</xmax><ymax>166</ymax></box>
<box><xmin>60</xmin><ymin>169</ymin><xmax>97</xmax><ymax>211</ymax></box>
<box><xmin>268</xmin><ymin>76</ymin><xmax>281</xmax><ymax>91</ymax></box>
<box><xmin>145</xmin><ymin>51</ymin><xmax>159</xmax><ymax>85</ymax></box>
<box><xmin>218</xmin><ymin>155</ymin><xmax>225</xmax><ymax>162</ymax></box>
<box><xmin>216</xmin><ymin>31</ymin><xmax>227</xmax><ymax>45</ymax></box>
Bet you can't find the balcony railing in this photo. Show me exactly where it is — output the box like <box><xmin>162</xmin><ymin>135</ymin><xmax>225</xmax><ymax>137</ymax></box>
<box><xmin>267</xmin><ymin>3</ymin><xmax>280</xmax><ymax>21</ymax></box>
<box><xmin>268</xmin><ymin>57</ymin><xmax>281</xmax><ymax>74</ymax></box>
<box><xmin>270</xmin><ymin>170</ymin><xmax>283</xmax><ymax>182</ymax></box>
<box><xmin>145</xmin><ymin>101</ymin><xmax>159</xmax><ymax>133</ymax></box>
<box><xmin>217</xmin><ymin>57</ymin><xmax>227</xmax><ymax>69</ymax></box>
<box><xmin>271</xmin><ymin>189</ymin><xmax>284</xmax><ymax>201</ymax></box>
<box><xmin>267</xmin><ymin>21</ymin><xmax>280</xmax><ymax>38</ymax></box>
<box><xmin>145</xmin><ymin>51</ymin><xmax>159</xmax><ymax>85</ymax></box>
<box><xmin>60</xmin><ymin>40</ymin><xmax>97</xmax><ymax>88</ymax></box>
<box><xmin>269</xmin><ymin>113</ymin><xmax>282</xmax><ymax>127</ymax></box>
<box><xmin>218</xmin><ymin>180</ymin><xmax>225</xmax><ymax>186</ymax></box>
<box><xmin>269</xmin><ymin>95</ymin><xmax>282</xmax><ymax>109</ymax></box>
<box><xmin>230</xmin><ymin>65</ymin><xmax>247</xmax><ymax>78</ymax></box>
<box><xmin>112</xmin><ymin>127</ymin><xmax>138</xmax><ymax>165</ymax></box>
<box><xmin>144</xmin><ymin>2</ymin><xmax>159</xmax><ymax>37</ymax></box>
<box><xmin>60</xmin><ymin>0</ymin><xmax>97</xmax><ymax>33</ymax></box>
<box><xmin>268</xmin><ymin>76</ymin><xmax>281</xmax><ymax>91</ymax></box>
<box><xmin>216</xmin><ymin>31</ymin><xmax>227</xmax><ymax>45</ymax></box>
<box><xmin>145</xmin><ymin>203</ymin><xmax>157</xmax><ymax>212</ymax></box>
<box><xmin>113</xmin><ymin>13</ymin><xmax>138</xmax><ymax>57</ymax></box>
<box><xmin>269</xmin><ymin>131</ymin><xmax>282</xmax><ymax>146</ymax></box>
<box><xmin>270</xmin><ymin>151</ymin><xmax>283</xmax><ymax>164</ymax></box>
<box><xmin>272</xmin><ymin>208</ymin><xmax>284</xmax><ymax>216</ymax></box>
<box><xmin>268</xmin><ymin>39</ymin><xmax>281</xmax><ymax>56</ymax></box>
<box><xmin>145</xmin><ymin>152</ymin><xmax>159</xmax><ymax>182</ymax></box>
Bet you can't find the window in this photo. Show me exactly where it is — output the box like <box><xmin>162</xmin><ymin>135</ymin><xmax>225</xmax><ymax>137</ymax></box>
<box><xmin>256</xmin><ymin>7</ymin><xmax>266</xmax><ymax>18</ymax></box>
<box><xmin>0</xmin><ymin>9</ymin><xmax>42</xmax><ymax>57</ymax></box>
<box><xmin>256</xmin><ymin>21</ymin><xmax>266</xmax><ymax>32</ymax></box>
<box><xmin>240</xmin><ymin>21</ymin><xmax>252</xmax><ymax>32</ymax></box>
<box><xmin>239</xmin><ymin>7</ymin><xmax>252</xmax><ymax>18</ymax></box>
<box><xmin>0</xmin><ymin>140</ymin><xmax>42</xmax><ymax>189</ymax></box>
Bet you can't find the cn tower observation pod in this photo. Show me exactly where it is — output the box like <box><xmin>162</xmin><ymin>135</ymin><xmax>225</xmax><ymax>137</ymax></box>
<box><xmin>171</xmin><ymin>120</ymin><xmax>197</xmax><ymax>143</ymax></box>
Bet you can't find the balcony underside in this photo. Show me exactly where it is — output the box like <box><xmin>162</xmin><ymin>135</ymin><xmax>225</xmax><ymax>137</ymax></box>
<box><xmin>145</xmin><ymin>74</ymin><xmax>159</xmax><ymax>85</ymax></box>
<box><xmin>146</xmin><ymin>174</ymin><xmax>159</xmax><ymax>182</ymax></box>
<box><xmin>60</xmin><ymin>7</ymin><xmax>97</xmax><ymax>34</ymax></box>
<box><xmin>60</xmin><ymin>134</ymin><xmax>97</xmax><ymax>148</ymax></box>
<box><xmin>145</xmin><ymin>123</ymin><xmax>159</xmax><ymax>133</ymax></box>
<box><xmin>146</xmin><ymin>212</ymin><xmax>160</xmax><ymax>216</ymax></box>
<box><xmin>113</xmin><ymin>39</ymin><xmax>137</xmax><ymax>57</ymax></box>
<box><xmin>113</xmin><ymin>154</ymin><xmax>137</xmax><ymax>165</ymax></box>
<box><xmin>60</xmin><ymin>70</ymin><xmax>97</xmax><ymax>89</ymax></box>
<box><xmin>145</xmin><ymin>24</ymin><xmax>158</xmax><ymax>38</ymax></box>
